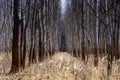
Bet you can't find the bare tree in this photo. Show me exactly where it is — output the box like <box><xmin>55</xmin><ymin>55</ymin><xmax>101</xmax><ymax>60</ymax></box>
<box><xmin>10</xmin><ymin>0</ymin><xmax>20</xmax><ymax>73</ymax></box>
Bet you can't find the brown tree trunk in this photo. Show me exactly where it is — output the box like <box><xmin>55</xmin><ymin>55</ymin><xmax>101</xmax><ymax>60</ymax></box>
<box><xmin>22</xmin><ymin>0</ymin><xmax>31</xmax><ymax>69</ymax></box>
<box><xmin>93</xmin><ymin>0</ymin><xmax>99</xmax><ymax>67</ymax></box>
<box><xmin>29</xmin><ymin>26</ymin><xmax>33</xmax><ymax>66</ymax></box>
<box><xmin>10</xmin><ymin>0</ymin><xmax>20</xmax><ymax>73</ymax></box>
<box><xmin>39</xmin><ymin>0</ymin><xmax>44</xmax><ymax>62</ymax></box>
<box><xmin>22</xmin><ymin>29</ymin><xmax>26</xmax><ymax>69</ymax></box>
<box><xmin>20</xmin><ymin>11</ymin><xmax>24</xmax><ymax>69</ymax></box>
<box><xmin>81</xmin><ymin>0</ymin><xmax>85</xmax><ymax>61</ymax></box>
<box><xmin>73</xmin><ymin>48</ymin><xmax>77</xmax><ymax>57</ymax></box>
<box><xmin>39</xmin><ymin>31</ymin><xmax>42</xmax><ymax>61</ymax></box>
<box><xmin>29</xmin><ymin>0</ymin><xmax>37</xmax><ymax>65</ymax></box>
<box><xmin>32</xmin><ymin>46</ymin><xmax>37</xmax><ymax>63</ymax></box>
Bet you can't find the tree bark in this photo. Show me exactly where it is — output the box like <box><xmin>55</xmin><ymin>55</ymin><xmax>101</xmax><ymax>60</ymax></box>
<box><xmin>10</xmin><ymin>0</ymin><xmax>20</xmax><ymax>73</ymax></box>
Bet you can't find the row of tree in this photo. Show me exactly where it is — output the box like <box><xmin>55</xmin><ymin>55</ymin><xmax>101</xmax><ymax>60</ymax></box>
<box><xmin>64</xmin><ymin>0</ymin><xmax>120</xmax><ymax>75</ymax></box>
<box><xmin>0</xmin><ymin>0</ymin><xmax>119</xmax><ymax>75</ymax></box>
<box><xmin>0</xmin><ymin>0</ymin><xmax>62</xmax><ymax>73</ymax></box>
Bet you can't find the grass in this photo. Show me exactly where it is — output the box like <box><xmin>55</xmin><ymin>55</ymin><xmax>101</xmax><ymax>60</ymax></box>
<box><xmin>0</xmin><ymin>52</ymin><xmax>120</xmax><ymax>80</ymax></box>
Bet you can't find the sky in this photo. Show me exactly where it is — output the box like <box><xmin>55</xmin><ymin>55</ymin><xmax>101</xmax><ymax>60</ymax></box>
<box><xmin>60</xmin><ymin>0</ymin><xmax>67</xmax><ymax>16</ymax></box>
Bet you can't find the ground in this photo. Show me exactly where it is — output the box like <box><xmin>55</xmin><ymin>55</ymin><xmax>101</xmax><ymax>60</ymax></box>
<box><xmin>0</xmin><ymin>52</ymin><xmax>120</xmax><ymax>80</ymax></box>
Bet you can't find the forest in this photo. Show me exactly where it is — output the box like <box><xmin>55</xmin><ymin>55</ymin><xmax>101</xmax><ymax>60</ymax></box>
<box><xmin>0</xmin><ymin>0</ymin><xmax>120</xmax><ymax>80</ymax></box>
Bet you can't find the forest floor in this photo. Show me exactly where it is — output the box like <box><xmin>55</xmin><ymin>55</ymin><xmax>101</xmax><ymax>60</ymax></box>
<box><xmin>0</xmin><ymin>52</ymin><xmax>120</xmax><ymax>80</ymax></box>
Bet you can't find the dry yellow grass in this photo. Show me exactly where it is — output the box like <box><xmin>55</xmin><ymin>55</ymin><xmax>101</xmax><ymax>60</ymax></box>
<box><xmin>0</xmin><ymin>52</ymin><xmax>120</xmax><ymax>80</ymax></box>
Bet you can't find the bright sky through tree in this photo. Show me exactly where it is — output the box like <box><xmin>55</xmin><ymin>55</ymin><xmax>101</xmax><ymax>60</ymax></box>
<box><xmin>60</xmin><ymin>0</ymin><xmax>66</xmax><ymax>17</ymax></box>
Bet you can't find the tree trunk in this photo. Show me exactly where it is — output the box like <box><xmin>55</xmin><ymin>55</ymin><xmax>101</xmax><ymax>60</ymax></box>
<box><xmin>22</xmin><ymin>0</ymin><xmax>31</xmax><ymax>69</ymax></box>
<box><xmin>20</xmin><ymin>10</ymin><xmax>24</xmax><ymax>69</ymax></box>
<box><xmin>22</xmin><ymin>28</ymin><xmax>26</xmax><ymax>69</ymax></box>
<box><xmin>94</xmin><ymin>0</ymin><xmax>99</xmax><ymax>67</ymax></box>
<box><xmin>10</xmin><ymin>0</ymin><xmax>20</xmax><ymax>73</ymax></box>
<box><xmin>81</xmin><ymin>0</ymin><xmax>85</xmax><ymax>61</ymax></box>
<box><xmin>38</xmin><ymin>0</ymin><xmax>44</xmax><ymax>62</ymax></box>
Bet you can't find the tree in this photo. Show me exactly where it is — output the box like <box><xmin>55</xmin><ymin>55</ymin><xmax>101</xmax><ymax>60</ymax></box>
<box><xmin>10</xmin><ymin>0</ymin><xmax>20</xmax><ymax>73</ymax></box>
<box><xmin>93</xmin><ymin>0</ymin><xmax>99</xmax><ymax>67</ymax></box>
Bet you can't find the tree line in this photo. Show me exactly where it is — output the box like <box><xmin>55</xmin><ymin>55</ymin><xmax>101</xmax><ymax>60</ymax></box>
<box><xmin>0</xmin><ymin>0</ymin><xmax>119</xmax><ymax>75</ymax></box>
<box><xmin>64</xmin><ymin>0</ymin><xmax>120</xmax><ymax>75</ymax></box>
<box><xmin>0</xmin><ymin>0</ymin><xmax>61</xmax><ymax>73</ymax></box>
